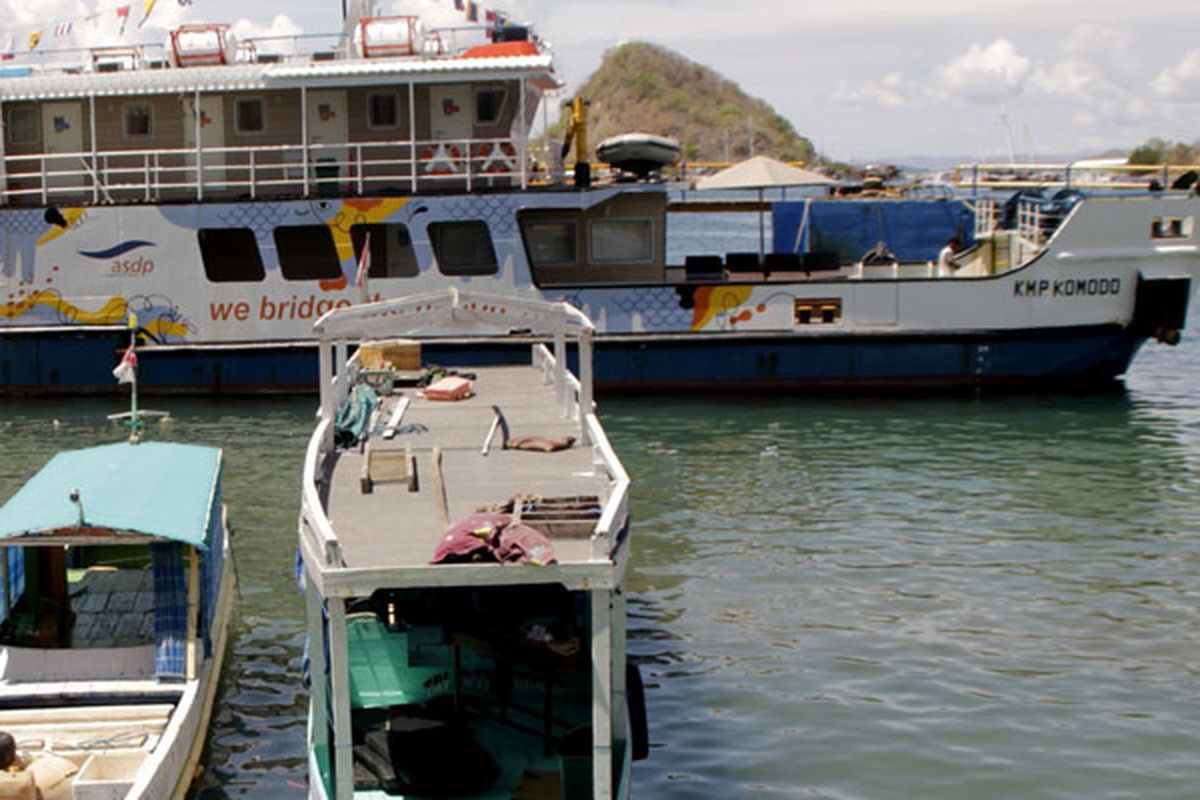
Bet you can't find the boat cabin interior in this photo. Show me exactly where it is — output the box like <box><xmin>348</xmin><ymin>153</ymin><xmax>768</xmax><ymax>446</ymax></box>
<box><xmin>324</xmin><ymin>583</ymin><xmax>629</xmax><ymax>798</ymax></box>
<box><xmin>0</xmin><ymin>18</ymin><xmax>555</xmax><ymax>206</ymax></box>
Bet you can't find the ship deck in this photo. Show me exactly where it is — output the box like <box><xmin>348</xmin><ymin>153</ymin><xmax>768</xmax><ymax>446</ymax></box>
<box><xmin>319</xmin><ymin>364</ymin><xmax>612</xmax><ymax>575</ymax></box>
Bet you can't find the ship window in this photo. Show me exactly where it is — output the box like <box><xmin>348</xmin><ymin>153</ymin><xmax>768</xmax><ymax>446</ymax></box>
<box><xmin>234</xmin><ymin>98</ymin><xmax>265</xmax><ymax>134</ymax></box>
<box><xmin>367</xmin><ymin>92</ymin><xmax>399</xmax><ymax>129</ymax></box>
<box><xmin>198</xmin><ymin>228</ymin><xmax>265</xmax><ymax>283</ymax></box>
<box><xmin>6</xmin><ymin>107</ymin><xmax>38</xmax><ymax>145</ymax></box>
<box><xmin>274</xmin><ymin>225</ymin><xmax>342</xmax><ymax>281</ymax></box>
<box><xmin>590</xmin><ymin>219</ymin><xmax>653</xmax><ymax>263</ymax></box>
<box><xmin>123</xmin><ymin>103</ymin><xmax>153</xmax><ymax>138</ymax></box>
<box><xmin>428</xmin><ymin>221</ymin><xmax>498</xmax><ymax>276</ymax></box>
<box><xmin>475</xmin><ymin>88</ymin><xmax>506</xmax><ymax>125</ymax></box>
<box><xmin>521</xmin><ymin>220</ymin><xmax>577</xmax><ymax>267</ymax></box>
<box><xmin>350</xmin><ymin>223</ymin><xmax>419</xmax><ymax>278</ymax></box>
<box><xmin>1151</xmin><ymin>216</ymin><xmax>1193</xmax><ymax>239</ymax></box>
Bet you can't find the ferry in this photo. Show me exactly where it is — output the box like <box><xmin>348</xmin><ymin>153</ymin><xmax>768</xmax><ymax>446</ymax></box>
<box><xmin>0</xmin><ymin>2</ymin><xmax>1197</xmax><ymax>394</ymax></box>
<box><xmin>297</xmin><ymin>288</ymin><xmax>644</xmax><ymax>798</ymax></box>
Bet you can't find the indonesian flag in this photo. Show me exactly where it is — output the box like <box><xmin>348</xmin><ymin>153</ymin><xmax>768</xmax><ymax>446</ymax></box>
<box><xmin>113</xmin><ymin>345</ymin><xmax>137</xmax><ymax>384</ymax></box>
<box><xmin>355</xmin><ymin>231</ymin><xmax>371</xmax><ymax>303</ymax></box>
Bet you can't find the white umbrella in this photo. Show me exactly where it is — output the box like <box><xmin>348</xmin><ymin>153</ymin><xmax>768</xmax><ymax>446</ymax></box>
<box><xmin>695</xmin><ymin>155</ymin><xmax>833</xmax><ymax>191</ymax></box>
<box><xmin>695</xmin><ymin>156</ymin><xmax>834</xmax><ymax>256</ymax></box>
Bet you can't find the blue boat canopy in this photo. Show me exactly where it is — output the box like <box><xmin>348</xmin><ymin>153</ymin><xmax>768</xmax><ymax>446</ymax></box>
<box><xmin>0</xmin><ymin>441</ymin><xmax>222</xmax><ymax>549</ymax></box>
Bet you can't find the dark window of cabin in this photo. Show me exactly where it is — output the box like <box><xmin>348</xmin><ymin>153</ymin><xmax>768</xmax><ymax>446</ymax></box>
<box><xmin>367</xmin><ymin>92</ymin><xmax>399</xmax><ymax>129</ymax></box>
<box><xmin>590</xmin><ymin>219</ymin><xmax>654</xmax><ymax>263</ymax></box>
<box><xmin>274</xmin><ymin>225</ymin><xmax>342</xmax><ymax>280</ymax></box>
<box><xmin>198</xmin><ymin>228</ymin><xmax>265</xmax><ymax>282</ymax></box>
<box><xmin>235</xmin><ymin>98</ymin><xmax>265</xmax><ymax>134</ymax></box>
<box><xmin>475</xmin><ymin>89</ymin><xmax>506</xmax><ymax>125</ymax></box>
<box><xmin>6</xmin><ymin>107</ymin><xmax>38</xmax><ymax>145</ymax></box>
<box><xmin>351</xmin><ymin>223</ymin><xmax>419</xmax><ymax>278</ymax></box>
<box><xmin>428</xmin><ymin>221</ymin><xmax>498</xmax><ymax>276</ymax></box>
<box><xmin>123</xmin><ymin>103</ymin><xmax>153</xmax><ymax>138</ymax></box>
<box><xmin>521</xmin><ymin>220</ymin><xmax>577</xmax><ymax>267</ymax></box>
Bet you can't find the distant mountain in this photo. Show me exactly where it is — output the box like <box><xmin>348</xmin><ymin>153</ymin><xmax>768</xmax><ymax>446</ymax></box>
<box><xmin>550</xmin><ymin>41</ymin><xmax>815</xmax><ymax>165</ymax></box>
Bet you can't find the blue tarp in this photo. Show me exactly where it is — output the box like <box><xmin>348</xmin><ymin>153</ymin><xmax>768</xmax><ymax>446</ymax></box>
<box><xmin>772</xmin><ymin>199</ymin><xmax>974</xmax><ymax>263</ymax></box>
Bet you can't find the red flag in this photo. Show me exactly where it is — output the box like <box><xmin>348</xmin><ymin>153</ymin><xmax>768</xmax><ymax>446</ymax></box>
<box><xmin>355</xmin><ymin>232</ymin><xmax>371</xmax><ymax>303</ymax></box>
<box><xmin>112</xmin><ymin>344</ymin><xmax>137</xmax><ymax>384</ymax></box>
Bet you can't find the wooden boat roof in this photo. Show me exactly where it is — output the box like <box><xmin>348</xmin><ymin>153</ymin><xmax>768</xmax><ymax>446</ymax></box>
<box><xmin>0</xmin><ymin>441</ymin><xmax>221</xmax><ymax>549</ymax></box>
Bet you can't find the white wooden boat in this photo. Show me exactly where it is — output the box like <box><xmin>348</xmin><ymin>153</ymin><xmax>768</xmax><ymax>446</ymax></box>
<box><xmin>298</xmin><ymin>288</ymin><xmax>645</xmax><ymax>798</ymax></box>
<box><xmin>0</xmin><ymin>439</ymin><xmax>234</xmax><ymax>799</ymax></box>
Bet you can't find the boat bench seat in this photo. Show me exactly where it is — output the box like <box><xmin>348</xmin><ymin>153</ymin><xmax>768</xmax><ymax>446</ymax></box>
<box><xmin>684</xmin><ymin>255</ymin><xmax>724</xmax><ymax>282</ymax></box>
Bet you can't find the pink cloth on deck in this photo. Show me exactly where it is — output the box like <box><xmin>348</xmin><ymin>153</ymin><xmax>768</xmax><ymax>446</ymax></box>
<box><xmin>430</xmin><ymin>513</ymin><xmax>557</xmax><ymax>565</ymax></box>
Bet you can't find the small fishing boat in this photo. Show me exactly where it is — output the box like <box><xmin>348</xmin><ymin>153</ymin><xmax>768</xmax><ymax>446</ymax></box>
<box><xmin>0</xmin><ymin>325</ymin><xmax>233</xmax><ymax>799</ymax></box>
<box><xmin>0</xmin><ymin>438</ymin><xmax>234</xmax><ymax>798</ymax></box>
<box><xmin>297</xmin><ymin>288</ymin><xmax>645</xmax><ymax>798</ymax></box>
<box><xmin>596</xmin><ymin>131</ymin><xmax>682</xmax><ymax>178</ymax></box>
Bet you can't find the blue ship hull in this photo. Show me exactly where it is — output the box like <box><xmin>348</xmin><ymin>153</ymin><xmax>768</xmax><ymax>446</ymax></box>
<box><xmin>0</xmin><ymin>325</ymin><xmax>1144</xmax><ymax>395</ymax></box>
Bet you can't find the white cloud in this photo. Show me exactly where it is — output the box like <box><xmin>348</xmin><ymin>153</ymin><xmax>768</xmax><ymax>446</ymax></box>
<box><xmin>1152</xmin><ymin>48</ymin><xmax>1200</xmax><ymax>100</ymax></box>
<box><xmin>931</xmin><ymin>39</ymin><xmax>1031</xmax><ymax>104</ymax></box>
<box><xmin>829</xmin><ymin>72</ymin><xmax>907</xmax><ymax>110</ymax></box>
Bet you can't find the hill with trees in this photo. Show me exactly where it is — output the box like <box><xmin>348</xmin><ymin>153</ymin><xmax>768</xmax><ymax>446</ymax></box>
<box><xmin>547</xmin><ymin>41</ymin><xmax>816</xmax><ymax>165</ymax></box>
<box><xmin>1128</xmin><ymin>137</ymin><xmax>1200</xmax><ymax>165</ymax></box>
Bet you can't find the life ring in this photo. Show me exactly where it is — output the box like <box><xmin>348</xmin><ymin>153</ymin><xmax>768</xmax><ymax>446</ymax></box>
<box><xmin>474</xmin><ymin>141</ymin><xmax>517</xmax><ymax>174</ymax></box>
<box><xmin>421</xmin><ymin>143</ymin><xmax>462</xmax><ymax>176</ymax></box>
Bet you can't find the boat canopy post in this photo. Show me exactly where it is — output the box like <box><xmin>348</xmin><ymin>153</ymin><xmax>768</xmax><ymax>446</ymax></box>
<box><xmin>328</xmin><ymin>598</ymin><xmax>354</xmax><ymax>798</ymax></box>
<box><xmin>591</xmin><ymin>589</ymin><xmax>614</xmax><ymax>799</ymax></box>
<box><xmin>335</xmin><ymin>342</ymin><xmax>348</xmax><ymax>386</ymax></box>
<box><xmin>186</xmin><ymin>547</ymin><xmax>199</xmax><ymax>680</ymax></box>
<box><xmin>553</xmin><ymin>329</ymin><xmax>566</xmax><ymax>412</ymax></box>
<box><xmin>319</xmin><ymin>340</ymin><xmax>335</xmax><ymax>449</ymax></box>
<box><xmin>305</xmin><ymin>571</ymin><xmax>332</xmax><ymax>796</ymax></box>
<box><xmin>578</xmin><ymin>328</ymin><xmax>593</xmax><ymax>443</ymax></box>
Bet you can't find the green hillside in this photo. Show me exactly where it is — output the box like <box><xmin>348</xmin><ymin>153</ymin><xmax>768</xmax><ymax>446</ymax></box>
<box><xmin>550</xmin><ymin>41</ymin><xmax>816</xmax><ymax>165</ymax></box>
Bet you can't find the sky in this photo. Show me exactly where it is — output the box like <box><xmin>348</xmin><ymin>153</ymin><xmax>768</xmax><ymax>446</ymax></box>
<box><xmin>5</xmin><ymin>0</ymin><xmax>1200</xmax><ymax>164</ymax></box>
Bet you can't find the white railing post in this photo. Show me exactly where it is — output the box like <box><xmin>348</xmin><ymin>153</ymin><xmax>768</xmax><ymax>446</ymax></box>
<box><xmin>355</xmin><ymin>144</ymin><xmax>363</xmax><ymax>195</ymax></box>
<box><xmin>518</xmin><ymin>77</ymin><xmax>528</xmax><ymax>190</ymax></box>
<box><xmin>408</xmin><ymin>81</ymin><xmax>417</xmax><ymax>194</ymax></box>
<box><xmin>193</xmin><ymin>90</ymin><xmax>203</xmax><ymax>201</ymax></box>
<box><xmin>249</xmin><ymin>149</ymin><xmax>257</xmax><ymax>199</ymax></box>
<box><xmin>88</xmin><ymin>94</ymin><xmax>98</xmax><ymax>204</ymax></box>
<box><xmin>301</xmin><ymin>86</ymin><xmax>310</xmax><ymax>198</ymax></box>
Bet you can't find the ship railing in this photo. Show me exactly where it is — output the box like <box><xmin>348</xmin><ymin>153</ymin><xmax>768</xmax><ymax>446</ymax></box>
<box><xmin>0</xmin><ymin>136</ymin><xmax>528</xmax><ymax>205</ymax></box>
<box><xmin>966</xmin><ymin>195</ymin><xmax>1052</xmax><ymax>269</ymax></box>
<box><xmin>951</xmin><ymin>161</ymin><xmax>1200</xmax><ymax>192</ymax></box>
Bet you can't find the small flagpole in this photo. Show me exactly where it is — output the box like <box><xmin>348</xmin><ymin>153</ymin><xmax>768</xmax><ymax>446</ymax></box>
<box><xmin>127</xmin><ymin>312</ymin><xmax>140</xmax><ymax>444</ymax></box>
<box><xmin>356</xmin><ymin>230</ymin><xmax>371</xmax><ymax>305</ymax></box>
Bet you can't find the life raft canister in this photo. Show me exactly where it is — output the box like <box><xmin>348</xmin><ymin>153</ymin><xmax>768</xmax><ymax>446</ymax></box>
<box><xmin>421</xmin><ymin>142</ymin><xmax>462</xmax><ymax>175</ymax></box>
<box><xmin>473</xmin><ymin>141</ymin><xmax>517</xmax><ymax>174</ymax></box>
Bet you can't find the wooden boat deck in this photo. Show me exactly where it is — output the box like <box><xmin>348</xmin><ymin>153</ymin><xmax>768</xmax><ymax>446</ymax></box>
<box><xmin>323</xmin><ymin>364</ymin><xmax>610</xmax><ymax>572</ymax></box>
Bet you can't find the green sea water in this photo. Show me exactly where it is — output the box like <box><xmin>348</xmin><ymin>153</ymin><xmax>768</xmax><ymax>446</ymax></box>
<box><xmin>0</xmin><ymin>325</ymin><xmax>1197</xmax><ymax>799</ymax></box>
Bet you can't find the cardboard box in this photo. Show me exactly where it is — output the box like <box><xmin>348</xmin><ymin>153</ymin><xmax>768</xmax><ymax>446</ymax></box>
<box><xmin>359</xmin><ymin>339</ymin><xmax>421</xmax><ymax>371</ymax></box>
